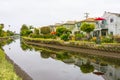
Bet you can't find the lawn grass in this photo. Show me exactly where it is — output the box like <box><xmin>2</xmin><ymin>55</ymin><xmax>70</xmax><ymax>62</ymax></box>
<box><xmin>0</xmin><ymin>49</ymin><xmax>22</xmax><ymax>80</ymax></box>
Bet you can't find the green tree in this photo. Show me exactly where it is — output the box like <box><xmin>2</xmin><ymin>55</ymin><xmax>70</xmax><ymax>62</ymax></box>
<box><xmin>41</xmin><ymin>50</ymin><xmax>50</xmax><ymax>59</ymax></box>
<box><xmin>0</xmin><ymin>24</ymin><xmax>4</xmax><ymax>37</ymax></box>
<box><xmin>34</xmin><ymin>28</ymin><xmax>39</xmax><ymax>35</ymax></box>
<box><xmin>29</xmin><ymin>25</ymin><xmax>34</xmax><ymax>29</ymax></box>
<box><xmin>80</xmin><ymin>22</ymin><xmax>95</xmax><ymax>40</ymax></box>
<box><xmin>20</xmin><ymin>24</ymin><xmax>32</xmax><ymax>36</ymax></box>
<box><xmin>6</xmin><ymin>30</ymin><xmax>14</xmax><ymax>36</ymax></box>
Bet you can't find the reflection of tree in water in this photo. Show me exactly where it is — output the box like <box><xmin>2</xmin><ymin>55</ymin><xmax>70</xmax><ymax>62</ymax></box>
<box><xmin>40</xmin><ymin>50</ymin><xmax>50</xmax><ymax>59</ymax></box>
<box><xmin>20</xmin><ymin>41</ymin><xmax>120</xmax><ymax>80</ymax></box>
<box><xmin>0</xmin><ymin>39</ymin><xmax>13</xmax><ymax>46</ymax></box>
<box><xmin>56</xmin><ymin>51</ymin><xmax>71</xmax><ymax>60</ymax></box>
<box><xmin>80</xmin><ymin>61</ymin><xmax>94</xmax><ymax>73</ymax></box>
<box><xmin>20</xmin><ymin>41</ymin><xmax>33</xmax><ymax>51</ymax></box>
<box><xmin>0</xmin><ymin>38</ymin><xmax>14</xmax><ymax>50</ymax></box>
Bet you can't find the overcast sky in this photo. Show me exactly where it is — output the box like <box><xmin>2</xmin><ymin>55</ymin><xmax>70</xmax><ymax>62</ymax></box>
<box><xmin>0</xmin><ymin>0</ymin><xmax>120</xmax><ymax>33</ymax></box>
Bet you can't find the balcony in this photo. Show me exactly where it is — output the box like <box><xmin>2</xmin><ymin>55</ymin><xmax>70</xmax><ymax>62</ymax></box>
<box><xmin>100</xmin><ymin>24</ymin><xmax>108</xmax><ymax>29</ymax></box>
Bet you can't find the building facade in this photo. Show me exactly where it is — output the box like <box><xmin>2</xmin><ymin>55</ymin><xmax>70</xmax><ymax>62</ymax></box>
<box><xmin>102</xmin><ymin>12</ymin><xmax>120</xmax><ymax>35</ymax></box>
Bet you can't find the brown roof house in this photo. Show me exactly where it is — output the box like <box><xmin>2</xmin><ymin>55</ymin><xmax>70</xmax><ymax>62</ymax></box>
<box><xmin>62</xmin><ymin>21</ymin><xmax>79</xmax><ymax>34</ymax></box>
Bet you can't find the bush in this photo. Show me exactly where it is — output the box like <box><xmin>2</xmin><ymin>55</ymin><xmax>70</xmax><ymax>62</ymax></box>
<box><xmin>91</xmin><ymin>37</ymin><xmax>97</xmax><ymax>42</ymax></box>
<box><xmin>56</xmin><ymin>26</ymin><xmax>71</xmax><ymax>37</ymax></box>
<box><xmin>29</xmin><ymin>33</ymin><xmax>56</xmax><ymax>39</ymax></box>
<box><xmin>60</xmin><ymin>34</ymin><xmax>69</xmax><ymax>41</ymax></box>
<box><xmin>101</xmin><ymin>36</ymin><xmax>113</xmax><ymax>43</ymax></box>
<box><xmin>29</xmin><ymin>33</ymin><xmax>43</xmax><ymax>38</ymax></box>
<box><xmin>43</xmin><ymin>34</ymin><xmax>56</xmax><ymax>39</ymax></box>
<box><xmin>114</xmin><ymin>35</ymin><xmax>120</xmax><ymax>43</ymax></box>
<box><xmin>75</xmin><ymin>33</ymin><xmax>84</xmax><ymax>40</ymax></box>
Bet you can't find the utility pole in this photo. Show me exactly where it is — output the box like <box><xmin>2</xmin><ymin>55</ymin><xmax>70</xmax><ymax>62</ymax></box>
<box><xmin>84</xmin><ymin>12</ymin><xmax>89</xmax><ymax>19</ymax></box>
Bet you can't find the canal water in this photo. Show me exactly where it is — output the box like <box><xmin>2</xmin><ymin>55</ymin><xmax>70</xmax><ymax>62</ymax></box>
<box><xmin>3</xmin><ymin>39</ymin><xmax>120</xmax><ymax>80</ymax></box>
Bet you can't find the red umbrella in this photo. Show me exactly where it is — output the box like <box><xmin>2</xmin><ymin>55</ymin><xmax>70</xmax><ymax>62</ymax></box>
<box><xmin>93</xmin><ymin>72</ymin><xmax>104</xmax><ymax>75</ymax></box>
<box><xmin>95</xmin><ymin>17</ymin><xmax>105</xmax><ymax>21</ymax></box>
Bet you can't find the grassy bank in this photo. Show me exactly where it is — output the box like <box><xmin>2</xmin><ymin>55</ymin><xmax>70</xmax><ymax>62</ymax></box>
<box><xmin>22</xmin><ymin>37</ymin><xmax>120</xmax><ymax>53</ymax></box>
<box><xmin>0</xmin><ymin>49</ymin><xmax>22</xmax><ymax>80</ymax></box>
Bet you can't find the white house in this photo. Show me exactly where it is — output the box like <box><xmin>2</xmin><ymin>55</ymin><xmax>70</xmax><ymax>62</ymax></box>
<box><xmin>102</xmin><ymin>12</ymin><xmax>120</xmax><ymax>35</ymax></box>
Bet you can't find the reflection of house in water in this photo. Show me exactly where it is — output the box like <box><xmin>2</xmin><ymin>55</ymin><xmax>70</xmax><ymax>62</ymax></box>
<box><xmin>24</xmin><ymin>42</ymin><xmax>120</xmax><ymax>80</ymax></box>
<box><xmin>102</xmin><ymin>66</ymin><xmax>120</xmax><ymax>80</ymax></box>
<box><xmin>91</xmin><ymin>63</ymin><xmax>108</xmax><ymax>73</ymax></box>
<box><xmin>62</xmin><ymin>59</ymin><xmax>75</xmax><ymax>64</ymax></box>
<box><xmin>72</xmin><ymin>58</ymin><xmax>120</xmax><ymax>80</ymax></box>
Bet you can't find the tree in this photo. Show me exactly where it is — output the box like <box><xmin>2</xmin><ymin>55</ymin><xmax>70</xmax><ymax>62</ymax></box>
<box><xmin>34</xmin><ymin>28</ymin><xmax>39</xmax><ymax>35</ymax></box>
<box><xmin>20</xmin><ymin>24</ymin><xmax>32</xmax><ymax>36</ymax></box>
<box><xmin>29</xmin><ymin>25</ymin><xmax>34</xmax><ymax>29</ymax></box>
<box><xmin>6</xmin><ymin>30</ymin><xmax>14</xmax><ymax>36</ymax></box>
<box><xmin>80</xmin><ymin>22</ymin><xmax>95</xmax><ymax>40</ymax></box>
<box><xmin>0</xmin><ymin>24</ymin><xmax>4</xmax><ymax>37</ymax></box>
<box><xmin>41</xmin><ymin>50</ymin><xmax>50</xmax><ymax>59</ymax></box>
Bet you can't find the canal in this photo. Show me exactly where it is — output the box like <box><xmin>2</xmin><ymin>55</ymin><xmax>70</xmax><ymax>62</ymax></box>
<box><xmin>3</xmin><ymin>39</ymin><xmax>120</xmax><ymax>80</ymax></box>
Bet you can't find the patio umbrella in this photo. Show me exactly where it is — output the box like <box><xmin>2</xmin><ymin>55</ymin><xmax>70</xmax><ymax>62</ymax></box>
<box><xmin>95</xmin><ymin>17</ymin><xmax>105</xmax><ymax>21</ymax></box>
<box><xmin>93</xmin><ymin>72</ymin><xmax>104</xmax><ymax>75</ymax></box>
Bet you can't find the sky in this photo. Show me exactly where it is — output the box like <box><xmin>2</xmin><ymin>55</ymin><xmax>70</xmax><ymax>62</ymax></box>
<box><xmin>0</xmin><ymin>0</ymin><xmax>120</xmax><ymax>33</ymax></box>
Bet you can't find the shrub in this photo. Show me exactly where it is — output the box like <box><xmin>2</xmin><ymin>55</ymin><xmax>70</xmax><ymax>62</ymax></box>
<box><xmin>29</xmin><ymin>33</ymin><xmax>43</xmax><ymax>38</ymax></box>
<box><xmin>60</xmin><ymin>34</ymin><xmax>69</xmax><ymax>41</ymax></box>
<box><xmin>101</xmin><ymin>36</ymin><xmax>113</xmax><ymax>43</ymax></box>
<box><xmin>91</xmin><ymin>37</ymin><xmax>97</xmax><ymax>42</ymax></box>
<box><xmin>29</xmin><ymin>33</ymin><xmax>56</xmax><ymax>39</ymax></box>
<box><xmin>114</xmin><ymin>35</ymin><xmax>120</xmax><ymax>43</ymax></box>
<box><xmin>56</xmin><ymin>26</ymin><xmax>71</xmax><ymax>37</ymax></box>
<box><xmin>43</xmin><ymin>34</ymin><xmax>56</xmax><ymax>39</ymax></box>
<box><xmin>75</xmin><ymin>33</ymin><xmax>85</xmax><ymax>40</ymax></box>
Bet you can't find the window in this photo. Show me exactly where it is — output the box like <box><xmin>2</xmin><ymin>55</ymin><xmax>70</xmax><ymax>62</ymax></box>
<box><xmin>110</xmin><ymin>18</ymin><xmax>114</xmax><ymax>23</ymax></box>
<box><xmin>102</xmin><ymin>31</ymin><xmax>106</xmax><ymax>36</ymax></box>
<box><xmin>102</xmin><ymin>20</ymin><xmax>104</xmax><ymax>24</ymax></box>
<box><xmin>109</xmin><ymin>72</ymin><xmax>112</xmax><ymax>76</ymax></box>
<box><xmin>110</xmin><ymin>32</ymin><xmax>113</xmax><ymax>35</ymax></box>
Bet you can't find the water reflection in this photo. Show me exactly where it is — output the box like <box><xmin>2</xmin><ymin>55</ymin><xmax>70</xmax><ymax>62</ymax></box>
<box><xmin>0</xmin><ymin>38</ymin><xmax>14</xmax><ymax>50</ymax></box>
<box><xmin>21</xmin><ymin>40</ymin><xmax>120</xmax><ymax>80</ymax></box>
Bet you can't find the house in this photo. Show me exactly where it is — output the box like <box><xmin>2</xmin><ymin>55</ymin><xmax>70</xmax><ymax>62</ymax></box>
<box><xmin>93</xmin><ymin>17</ymin><xmax>108</xmax><ymax>37</ymax></box>
<box><xmin>54</xmin><ymin>23</ymin><xmax>63</xmax><ymax>31</ymax></box>
<box><xmin>102</xmin><ymin>11</ymin><xmax>120</xmax><ymax>35</ymax></box>
<box><xmin>62</xmin><ymin>21</ymin><xmax>76</xmax><ymax>34</ymax></box>
<box><xmin>80</xmin><ymin>18</ymin><xmax>98</xmax><ymax>36</ymax></box>
<box><xmin>49</xmin><ymin>25</ymin><xmax>56</xmax><ymax>32</ymax></box>
<box><xmin>74</xmin><ymin>21</ymin><xmax>81</xmax><ymax>34</ymax></box>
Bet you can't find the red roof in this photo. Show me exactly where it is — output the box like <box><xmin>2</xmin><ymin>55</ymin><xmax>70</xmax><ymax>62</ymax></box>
<box><xmin>95</xmin><ymin>17</ymin><xmax>105</xmax><ymax>20</ymax></box>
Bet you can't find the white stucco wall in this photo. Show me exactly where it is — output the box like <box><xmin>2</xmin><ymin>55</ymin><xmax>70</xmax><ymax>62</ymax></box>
<box><xmin>103</xmin><ymin>12</ymin><xmax>120</xmax><ymax>35</ymax></box>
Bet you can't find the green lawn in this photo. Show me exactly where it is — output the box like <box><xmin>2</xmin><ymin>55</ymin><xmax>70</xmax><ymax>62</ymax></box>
<box><xmin>0</xmin><ymin>49</ymin><xmax>22</xmax><ymax>80</ymax></box>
